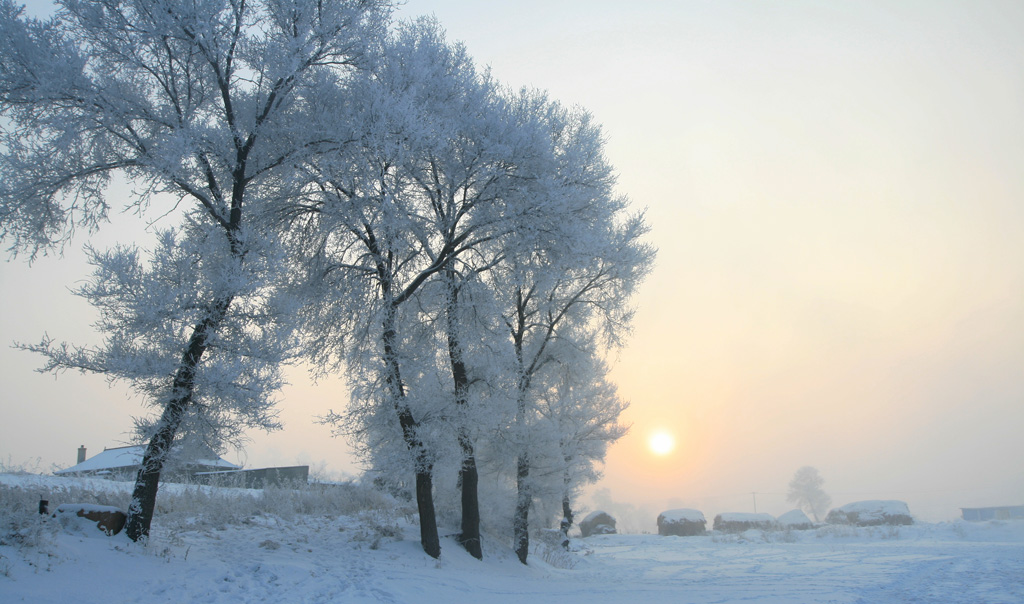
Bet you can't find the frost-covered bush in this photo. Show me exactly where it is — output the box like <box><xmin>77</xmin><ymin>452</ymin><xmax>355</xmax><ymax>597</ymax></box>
<box><xmin>1</xmin><ymin>475</ymin><xmax>406</xmax><ymax>548</ymax></box>
<box><xmin>761</xmin><ymin>527</ymin><xmax>798</xmax><ymax>543</ymax></box>
<box><xmin>814</xmin><ymin>522</ymin><xmax>904</xmax><ymax>541</ymax></box>
<box><xmin>531</xmin><ymin>540</ymin><xmax>581</xmax><ymax>569</ymax></box>
<box><xmin>154</xmin><ymin>485</ymin><xmax>262</xmax><ymax>531</ymax></box>
<box><xmin>152</xmin><ymin>480</ymin><xmax>404</xmax><ymax>533</ymax></box>
<box><xmin>351</xmin><ymin>510</ymin><xmax>404</xmax><ymax>550</ymax></box>
<box><xmin>0</xmin><ymin>485</ymin><xmax>59</xmax><ymax>551</ymax></box>
<box><xmin>1</xmin><ymin>479</ymin><xmax>129</xmax><ymax>552</ymax></box>
<box><xmin>710</xmin><ymin>531</ymin><xmax>740</xmax><ymax>544</ymax></box>
<box><xmin>815</xmin><ymin>523</ymin><xmax>860</xmax><ymax>539</ymax></box>
<box><xmin>0</xmin><ymin>458</ymin><xmax>55</xmax><ymax>476</ymax></box>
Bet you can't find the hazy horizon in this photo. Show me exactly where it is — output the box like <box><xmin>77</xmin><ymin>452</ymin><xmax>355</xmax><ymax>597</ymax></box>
<box><xmin>2</xmin><ymin>0</ymin><xmax>1023</xmax><ymax>524</ymax></box>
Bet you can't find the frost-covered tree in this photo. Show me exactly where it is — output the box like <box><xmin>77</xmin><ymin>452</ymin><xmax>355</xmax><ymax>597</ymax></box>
<box><xmin>282</xmin><ymin>19</ymin><xmax>514</xmax><ymax>559</ymax></box>
<box><xmin>489</xmin><ymin>99</ymin><xmax>652</xmax><ymax>564</ymax></box>
<box><xmin>20</xmin><ymin>217</ymin><xmax>294</xmax><ymax>465</ymax></box>
<box><xmin>539</xmin><ymin>349</ymin><xmax>629</xmax><ymax>542</ymax></box>
<box><xmin>408</xmin><ymin>82</ymin><xmax>572</xmax><ymax>561</ymax></box>
<box><xmin>0</xmin><ymin>0</ymin><xmax>390</xmax><ymax>541</ymax></box>
<box><xmin>475</xmin><ymin>338</ymin><xmax>629</xmax><ymax>550</ymax></box>
<box><xmin>498</xmin><ymin>320</ymin><xmax>634</xmax><ymax>560</ymax></box>
<box><xmin>787</xmin><ymin>466</ymin><xmax>832</xmax><ymax>522</ymax></box>
<box><xmin>282</xmin><ymin>18</ymin><xmax>648</xmax><ymax>560</ymax></box>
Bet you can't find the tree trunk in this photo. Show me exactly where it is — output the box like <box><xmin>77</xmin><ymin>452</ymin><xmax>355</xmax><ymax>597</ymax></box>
<box><xmin>397</xmin><ymin>404</ymin><xmax>441</xmax><ymax>559</ymax></box>
<box><xmin>399</xmin><ymin>406</ymin><xmax>440</xmax><ymax>559</ymax></box>
<box><xmin>457</xmin><ymin>432</ymin><xmax>482</xmax><ymax>559</ymax></box>
<box><xmin>510</xmin><ymin>288</ymin><xmax>535</xmax><ymax>563</ymax></box>
<box><xmin>560</xmin><ymin>490</ymin><xmax>574</xmax><ymax>550</ymax></box>
<box><xmin>125</xmin><ymin>295</ymin><xmax>232</xmax><ymax>542</ymax></box>
<box><xmin>384</xmin><ymin>304</ymin><xmax>441</xmax><ymax>559</ymax></box>
<box><xmin>444</xmin><ymin>273</ymin><xmax>482</xmax><ymax>559</ymax></box>
<box><xmin>414</xmin><ymin>459</ymin><xmax>441</xmax><ymax>559</ymax></box>
<box><xmin>513</xmin><ymin>452</ymin><xmax>531</xmax><ymax>563</ymax></box>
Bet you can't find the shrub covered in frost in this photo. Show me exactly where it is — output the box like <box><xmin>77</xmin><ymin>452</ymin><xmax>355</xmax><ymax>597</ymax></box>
<box><xmin>1</xmin><ymin>478</ymin><xmax>129</xmax><ymax>553</ymax></box>
<box><xmin>1</xmin><ymin>475</ymin><xmax>406</xmax><ymax>547</ymax></box>
<box><xmin>0</xmin><ymin>486</ymin><xmax>59</xmax><ymax>552</ymax></box>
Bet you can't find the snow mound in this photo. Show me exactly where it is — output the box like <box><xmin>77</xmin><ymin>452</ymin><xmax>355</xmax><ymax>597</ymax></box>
<box><xmin>54</xmin><ymin>503</ymin><xmax>124</xmax><ymax>515</ymax></box>
<box><xmin>52</xmin><ymin>503</ymin><xmax>128</xmax><ymax>536</ymax></box>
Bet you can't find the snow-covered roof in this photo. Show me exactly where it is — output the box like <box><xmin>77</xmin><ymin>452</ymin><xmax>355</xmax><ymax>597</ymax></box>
<box><xmin>582</xmin><ymin>510</ymin><xmax>614</xmax><ymax>523</ymax></box>
<box><xmin>659</xmin><ymin>508</ymin><xmax>705</xmax><ymax>523</ymax></box>
<box><xmin>55</xmin><ymin>445</ymin><xmax>239</xmax><ymax>475</ymax></box>
<box><xmin>777</xmin><ymin>509</ymin><xmax>813</xmax><ymax>526</ymax></box>
<box><xmin>55</xmin><ymin>446</ymin><xmax>140</xmax><ymax>474</ymax></box>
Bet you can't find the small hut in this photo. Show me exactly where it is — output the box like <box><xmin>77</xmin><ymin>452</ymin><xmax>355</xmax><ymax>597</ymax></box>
<box><xmin>712</xmin><ymin>512</ymin><xmax>776</xmax><ymax>533</ymax></box>
<box><xmin>960</xmin><ymin>506</ymin><xmax>1024</xmax><ymax>522</ymax></box>
<box><xmin>657</xmin><ymin>509</ymin><xmax>706</xmax><ymax>536</ymax></box>
<box><xmin>580</xmin><ymin>511</ymin><xmax>617</xmax><ymax>537</ymax></box>
<box><xmin>55</xmin><ymin>444</ymin><xmax>238</xmax><ymax>480</ymax></box>
<box><xmin>825</xmin><ymin>500</ymin><xmax>913</xmax><ymax>526</ymax></box>
<box><xmin>776</xmin><ymin>509</ymin><xmax>813</xmax><ymax>530</ymax></box>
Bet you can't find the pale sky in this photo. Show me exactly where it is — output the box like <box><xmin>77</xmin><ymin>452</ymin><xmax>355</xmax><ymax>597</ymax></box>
<box><xmin>2</xmin><ymin>0</ymin><xmax>1023</xmax><ymax>524</ymax></box>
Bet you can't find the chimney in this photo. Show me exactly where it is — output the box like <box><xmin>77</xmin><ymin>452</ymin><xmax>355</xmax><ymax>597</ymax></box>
<box><xmin>77</xmin><ymin>445</ymin><xmax>87</xmax><ymax>464</ymax></box>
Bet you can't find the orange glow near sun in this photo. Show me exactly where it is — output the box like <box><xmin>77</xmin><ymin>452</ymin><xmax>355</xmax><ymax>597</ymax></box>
<box><xmin>648</xmin><ymin>430</ymin><xmax>675</xmax><ymax>456</ymax></box>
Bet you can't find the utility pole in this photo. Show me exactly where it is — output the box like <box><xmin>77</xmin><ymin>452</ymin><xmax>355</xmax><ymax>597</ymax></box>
<box><xmin>751</xmin><ymin>492</ymin><xmax>758</xmax><ymax>514</ymax></box>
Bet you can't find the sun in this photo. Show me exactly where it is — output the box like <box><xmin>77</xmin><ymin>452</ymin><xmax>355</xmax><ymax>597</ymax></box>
<box><xmin>648</xmin><ymin>430</ymin><xmax>676</xmax><ymax>456</ymax></box>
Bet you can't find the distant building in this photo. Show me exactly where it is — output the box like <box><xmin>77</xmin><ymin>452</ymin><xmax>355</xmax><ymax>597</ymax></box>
<box><xmin>55</xmin><ymin>444</ymin><xmax>310</xmax><ymax>488</ymax></box>
<box><xmin>55</xmin><ymin>444</ymin><xmax>239</xmax><ymax>480</ymax></box>
<box><xmin>960</xmin><ymin>506</ymin><xmax>1024</xmax><ymax>522</ymax></box>
<box><xmin>193</xmin><ymin>465</ymin><xmax>310</xmax><ymax>488</ymax></box>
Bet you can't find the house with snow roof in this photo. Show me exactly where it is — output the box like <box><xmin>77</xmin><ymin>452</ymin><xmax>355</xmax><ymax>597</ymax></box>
<box><xmin>960</xmin><ymin>505</ymin><xmax>1024</xmax><ymax>522</ymax></box>
<box><xmin>55</xmin><ymin>444</ymin><xmax>239</xmax><ymax>480</ymax></box>
<box><xmin>56</xmin><ymin>444</ymin><xmax>310</xmax><ymax>487</ymax></box>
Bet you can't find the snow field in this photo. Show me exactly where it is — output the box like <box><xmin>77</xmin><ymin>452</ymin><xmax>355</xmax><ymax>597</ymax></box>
<box><xmin>2</xmin><ymin>473</ymin><xmax>1023</xmax><ymax>604</ymax></box>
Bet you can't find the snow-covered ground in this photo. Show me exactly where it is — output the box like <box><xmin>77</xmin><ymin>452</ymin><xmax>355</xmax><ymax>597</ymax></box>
<box><xmin>2</xmin><ymin>473</ymin><xmax>1022</xmax><ymax>604</ymax></box>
